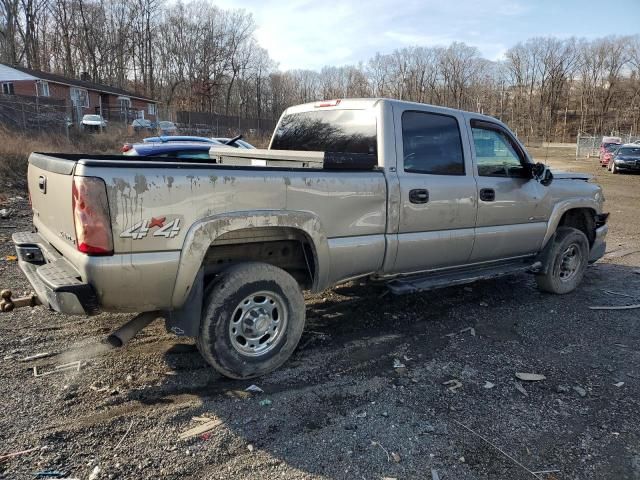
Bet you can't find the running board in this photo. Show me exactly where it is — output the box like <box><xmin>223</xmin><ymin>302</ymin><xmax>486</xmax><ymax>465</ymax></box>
<box><xmin>386</xmin><ymin>259</ymin><xmax>541</xmax><ymax>295</ymax></box>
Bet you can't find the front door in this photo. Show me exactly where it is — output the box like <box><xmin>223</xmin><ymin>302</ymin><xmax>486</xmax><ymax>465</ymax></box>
<box><xmin>468</xmin><ymin>119</ymin><xmax>550</xmax><ymax>262</ymax></box>
<box><xmin>392</xmin><ymin>108</ymin><xmax>478</xmax><ymax>274</ymax></box>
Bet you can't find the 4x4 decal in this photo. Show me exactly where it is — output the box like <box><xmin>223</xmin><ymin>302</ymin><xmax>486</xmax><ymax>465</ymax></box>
<box><xmin>120</xmin><ymin>217</ymin><xmax>181</xmax><ymax>240</ymax></box>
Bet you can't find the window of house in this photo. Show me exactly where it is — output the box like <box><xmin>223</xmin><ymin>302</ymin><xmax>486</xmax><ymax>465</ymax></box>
<box><xmin>148</xmin><ymin>103</ymin><xmax>156</xmax><ymax>115</ymax></box>
<box><xmin>70</xmin><ymin>87</ymin><xmax>89</xmax><ymax>108</ymax></box>
<box><xmin>401</xmin><ymin>111</ymin><xmax>465</xmax><ymax>175</ymax></box>
<box><xmin>2</xmin><ymin>83</ymin><xmax>15</xmax><ymax>95</ymax></box>
<box><xmin>118</xmin><ymin>97</ymin><xmax>131</xmax><ymax>112</ymax></box>
<box><xmin>471</xmin><ymin>122</ymin><xmax>527</xmax><ymax>177</ymax></box>
<box><xmin>36</xmin><ymin>81</ymin><xmax>50</xmax><ymax>97</ymax></box>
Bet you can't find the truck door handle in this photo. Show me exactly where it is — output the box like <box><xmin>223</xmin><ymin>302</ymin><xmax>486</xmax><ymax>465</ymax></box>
<box><xmin>38</xmin><ymin>175</ymin><xmax>47</xmax><ymax>193</ymax></box>
<box><xmin>409</xmin><ymin>189</ymin><xmax>429</xmax><ymax>204</ymax></box>
<box><xmin>479</xmin><ymin>188</ymin><xmax>495</xmax><ymax>202</ymax></box>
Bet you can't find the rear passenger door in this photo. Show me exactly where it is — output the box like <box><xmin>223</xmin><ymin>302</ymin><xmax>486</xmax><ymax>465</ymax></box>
<box><xmin>392</xmin><ymin>108</ymin><xmax>478</xmax><ymax>274</ymax></box>
<box><xmin>468</xmin><ymin>119</ymin><xmax>549</xmax><ymax>262</ymax></box>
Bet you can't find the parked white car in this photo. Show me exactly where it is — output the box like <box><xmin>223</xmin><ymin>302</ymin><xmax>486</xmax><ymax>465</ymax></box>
<box><xmin>81</xmin><ymin>114</ymin><xmax>107</xmax><ymax>131</ymax></box>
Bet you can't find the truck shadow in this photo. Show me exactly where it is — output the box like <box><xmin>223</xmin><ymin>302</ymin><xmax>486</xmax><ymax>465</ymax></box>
<box><xmin>121</xmin><ymin>261</ymin><xmax>640</xmax><ymax>479</ymax></box>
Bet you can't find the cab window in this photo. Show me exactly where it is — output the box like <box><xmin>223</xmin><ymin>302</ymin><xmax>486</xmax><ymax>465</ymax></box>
<box><xmin>471</xmin><ymin>123</ymin><xmax>526</xmax><ymax>177</ymax></box>
<box><xmin>401</xmin><ymin>111</ymin><xmax>465</xmax><ymax>175</ymax></box>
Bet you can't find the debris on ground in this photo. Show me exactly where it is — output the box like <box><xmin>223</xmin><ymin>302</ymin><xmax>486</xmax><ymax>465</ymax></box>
<box><xmin>514</xmin><ymin>382</ymin><xmax>528</xmax><ymax>397</ymax></box>
<box><xmin>479</xmin><ymin>302</ymin><xmax>489</xmax><ymax>307</ymax></box>
<box><xmin>393</xmin><ymin>358</ymin><xmax>406</xmax><ymax>369</ymax></box>
<box><xmin>431</xmin><ymin>469</ymin><xmax>440</xmax><ymax>480</ymax></box>
<box><xmin>355</xmin><ymin>411</ymin><xmax>367</xmax><ymax>418</ymax></box>
<box><xmin>34</xmin><ymin>470</ymin><xmax>68</xmax><ymax>478</ymax></box>
<box><xmin>614</xmin><ymin>382</ymin><xmax>625</xmax><ymax>387</ymax></box>
<box><xmin>483</xmin><ymin>381</ymin><xmax>495</xmax><ymax>389</ymax></box>
<box><xmin>459</xmin><ymin>326</ymin><xmax>476</xmax><ymax>336</ymax></box>
<box><xmin>604</xmin><ymin>290</ymin><xmax>633</xmax><ymax>298</ymax></box>
<box><xmin>515</xmin><ymin>372</ymin><xmax>546</xmax><ymax>381</ymax></box>
<box><xmin>391</xmin><ymin>451</ymin><xmax>401</xmax><ymax>463</ymax></box>
<box><xmin>178</xmin><ymin>418</ymin><xmax>223</xmax><ymax>441</ymax></box>
<box><xmin>245</xmin><ymin>384</ymin><xmax>264</xmax><ymax>393</ymax></box>
<box><xmin>556</xmin><ymin>385</ymin><xmax>570</xmax><ymax>393</ymax></box>
<box><xmin>371</xmin><ymin>441</ymin><xmax>390</xmax><ymax>462</ymax></box>
<box><xmin>247</xmin><ymin>444</ymin><xmax>254</xmax><ymax>452</ymax></box>
<box><xmin>258</xmin><ymin>399</ymin><xmax>272</xmax><ymax>407</ymax></box>
<box><xmin>589</xmin><ymin>304</ymin><xmax>640</xmax><ymax>310</ymax></box>
<box><xmin>87</xmin><ymin>466</ymin><xmax>101</xmax><ymax>480</ymax></box>
<box><xmin>0</xmin><ymin>446</ymin><xmax>40</xmax><ymax>462</ymax></box>
<box><xmin>20</xmin><ymin>352</ymin><xmax>55</xmax><ymax>362</ymax></box>
<box><xmin>192</xmin><ymin>416</ymin><xmax>213</xmax><ymax>423</ymax></box>
<box><xmin>4</xmin><ymin>255</ymin><xmax>17</xmax><ymax>261</ymax></box>
<box><xmin>33</xmin><ymin>361</ymin><xmax>81</xmax><ymax>377</ymax></box>
<box><xmin>453</xmin><ymin>419</ymin><xmax>546</xmax><ymax>478</ymax></box>
<box><xmin>0</xmin><ymin>208</ymin><xmax>12</xmax><ymax>219</ymax></box>
<box><xmin>115</xmin><ymin>419</ymin><xmax>135</xmax><ymax>450</ymax></box>
<box><xmin>443</xmin><ymin>379</ymin><xmax>463</xmax><ymax>392</ymax></box>
<box><xmin>573</xmin><ymin>386</ymin><xmax>587</xmax><ymax>397</ymax></box>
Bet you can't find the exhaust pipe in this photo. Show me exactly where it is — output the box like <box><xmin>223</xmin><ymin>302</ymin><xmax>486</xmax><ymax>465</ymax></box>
<box><xmin>107</xmin><ymin>311</ymin><xmax>162</xmax><ymax>348</ymax></box>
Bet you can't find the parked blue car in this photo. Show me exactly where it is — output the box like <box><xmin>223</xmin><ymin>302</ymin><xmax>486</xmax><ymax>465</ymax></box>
<box><xmin>142</xmin><ymin>136</ymin><xmax>222</xmax><ymax>145</ymax></box>
<box><xmin>142</xmin><ymin>134</ymin><xmax>255</xmax><ymax>149</ymax></box>
<box><xmin>122</xmin><ymin>142</ymin><xmax>214</xmax><ymax>159</ymax></box>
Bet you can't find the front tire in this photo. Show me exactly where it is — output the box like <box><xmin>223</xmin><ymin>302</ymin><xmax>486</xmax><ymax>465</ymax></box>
<box><xmin>611</xmin><ymin>161</ymin><xmax>619</xmax><ymax>174</ymax></box>
<box><xmin>197</xmin><ymin>262</ymin><xmax>306</xmax><ymax>379</ymax></box>
<box><xmin>535</xmin><ymin>227</ymin><xmax>589</xmax><ymax>294</ymax></box>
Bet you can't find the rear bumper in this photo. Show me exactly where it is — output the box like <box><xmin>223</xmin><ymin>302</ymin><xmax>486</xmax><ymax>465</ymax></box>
<box><xmin>13</xmin><ymin>232</ymin><xmax>99</xmax><ymax>315</ymax></box>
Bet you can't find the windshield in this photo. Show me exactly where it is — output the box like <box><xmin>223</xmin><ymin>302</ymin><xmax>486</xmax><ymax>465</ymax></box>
<box><xmin>159</xmin><ymin>121</ymin><xmax>174</xmax><ymax>127</ymax></box>
<box><xmin>618</xmin><ymin>147</ymin><xmax>640</xmax><ymax>156</ymax></box>
<box><xmin>271</xmin><ymin>109</ymin><xmax>377</xmax><ymax>155</ymax></box>
<box><xmin>605</xmin><ymin>144</ymin><xmax>620</xmax><ymax>152</ymax></box>
<box><xmin>85</xmin><ymin>115</ymin><xmax>101</xmax><ymax>121</ymax></box>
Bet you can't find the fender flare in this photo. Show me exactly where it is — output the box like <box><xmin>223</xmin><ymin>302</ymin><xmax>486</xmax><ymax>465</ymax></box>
<box><xmin>170</xmin><ymin>210</ymin><xmax>330</xmax><ymax>308</ymax></box>
<box><xmin>541</xmin><ymin>198</ymin><xmax>599</xmax><ymax>248</ymax></box>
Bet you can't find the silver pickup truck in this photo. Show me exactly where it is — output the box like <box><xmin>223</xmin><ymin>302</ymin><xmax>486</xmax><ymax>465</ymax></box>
<box><xmin>10</xmin><ymin>98</ymin><xmax>608</xmax><ymax>379</ymax></box>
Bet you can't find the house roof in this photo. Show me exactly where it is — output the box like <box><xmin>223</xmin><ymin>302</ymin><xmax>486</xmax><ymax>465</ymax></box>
<box><xmin>0</xmin><ymin>63</ymin><xmax>156</xmax><ymax>102</ymax></box>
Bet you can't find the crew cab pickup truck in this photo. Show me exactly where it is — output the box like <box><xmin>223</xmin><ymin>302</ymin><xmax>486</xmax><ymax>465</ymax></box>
<box><xmin>11</xmin><ymin>98</ymin><xmax>608</xmax><ymax>379</ymax></box>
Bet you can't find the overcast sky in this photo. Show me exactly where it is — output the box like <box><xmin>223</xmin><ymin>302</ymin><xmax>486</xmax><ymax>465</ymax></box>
<box><xmin>211</xmin><ymin>0</ymin><xmax>640</xmax><ymax>71</ymax></box>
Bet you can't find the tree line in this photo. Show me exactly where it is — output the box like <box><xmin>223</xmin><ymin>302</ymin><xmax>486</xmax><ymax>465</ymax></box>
<box><xmin>1</xmin><ymin>0</ymin><xmax>639</xmax><ymax>141</ymax></box>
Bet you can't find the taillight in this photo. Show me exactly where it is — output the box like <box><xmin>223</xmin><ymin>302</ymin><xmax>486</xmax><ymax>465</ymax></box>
<box><xmin>121</xmin><ymin>143</ymin><xmax>132</xmax><ymax>152</ymax></box>
<box><xmin>72</xmin><ymin>177</ymin><xmax>113</xmax><ymax>255</ymax></box>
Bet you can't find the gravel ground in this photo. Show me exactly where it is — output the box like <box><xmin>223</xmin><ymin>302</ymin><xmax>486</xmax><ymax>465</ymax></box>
<box><xmin>1</xmin><ymin>149</ymin><xmax>639</xmax><ymax>480</ymax></box>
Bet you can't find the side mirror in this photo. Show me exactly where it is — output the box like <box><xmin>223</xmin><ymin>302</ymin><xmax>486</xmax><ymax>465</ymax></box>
<box><xmin>530</xmin><ymin>162</ymin><xmax>553</xmax><ymax>186</ymax></box>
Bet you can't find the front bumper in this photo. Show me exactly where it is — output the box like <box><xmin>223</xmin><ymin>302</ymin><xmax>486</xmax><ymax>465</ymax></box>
<box><xmin>614</xmin><ymin>161</ymin><xmax>640</xmax><ymax>171</ymax></box>
<box><xmin>12</xmin><ymin>232</ymin><xmax>99</xmax><ymax>315</ymax></box>
<box><xmin>589</xmin><ymin>222</ymin><xmax>608</xmax><ymax>263</ymax></box>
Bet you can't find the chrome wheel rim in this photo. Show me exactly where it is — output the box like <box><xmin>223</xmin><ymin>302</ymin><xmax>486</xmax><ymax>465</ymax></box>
<box><xmin>558</xmin><ymin>243</ymin><xmax>581</xmax><ymax>282</ymax></box>
<box><xmin>228</xmin><ymin>291</ymin><xmax>287</xmax><ymax>357</ymax></box>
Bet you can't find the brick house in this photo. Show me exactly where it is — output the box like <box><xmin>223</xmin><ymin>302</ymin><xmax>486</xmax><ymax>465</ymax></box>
<box><xmin>0</xmin><ymin>63</ymin><xmax>158</xmax><ymax>124</ymax></box>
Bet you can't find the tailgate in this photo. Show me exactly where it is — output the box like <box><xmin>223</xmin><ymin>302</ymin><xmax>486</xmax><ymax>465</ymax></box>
<box><xmin>28</xmin><ymin>153</ymin><xmax>78</xmax><ymax>256</ymax></box>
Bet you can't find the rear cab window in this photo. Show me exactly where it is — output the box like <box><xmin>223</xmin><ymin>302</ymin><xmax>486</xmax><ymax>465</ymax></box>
<box><xmin>270</xmin><ymin>109</ymin><xmax>377</xmax><ymax>156</ymax></box>
<box><xmin>401</xmin><ymin>111</ymin><xmax>465</xmax><ymax>175</ymax></box>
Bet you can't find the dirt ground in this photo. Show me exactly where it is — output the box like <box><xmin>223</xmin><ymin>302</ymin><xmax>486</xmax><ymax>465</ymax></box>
<box><xmin>1</xmin><ymin>148</ymin><xmax>639</xmax><ymax>480</ymax></box>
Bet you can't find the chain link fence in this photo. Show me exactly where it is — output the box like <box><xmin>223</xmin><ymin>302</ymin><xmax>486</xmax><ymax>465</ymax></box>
<box><xmin>576</xmin><ymin>132</ymin><xmax>640</xmax><ymax>158</ymax></box>
<box><xmin>176</xmin><ymin>111</ymin><xmax>276</xmax><ymax>138</ymax></box>
<box><xmin>0</xmin><ymin>94</ymin><xmax>70</xmax><ymax>135</ymax></box>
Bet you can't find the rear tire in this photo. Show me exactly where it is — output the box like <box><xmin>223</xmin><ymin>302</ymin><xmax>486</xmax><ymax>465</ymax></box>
<box><xmin>196</xmin><ymin>262</ymin><xmax>305</xmax><ymax>379</ymax></box>
<box><xmin>535</xmin><ymin>227</ymin><xmax>589</xmax><ymax>294</ymax></box>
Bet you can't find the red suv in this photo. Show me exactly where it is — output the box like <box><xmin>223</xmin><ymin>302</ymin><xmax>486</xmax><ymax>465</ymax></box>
<box><xmin>600</xmin><ymin>143</ymin><xmax>621</xmax><ymax>167</ymax></box>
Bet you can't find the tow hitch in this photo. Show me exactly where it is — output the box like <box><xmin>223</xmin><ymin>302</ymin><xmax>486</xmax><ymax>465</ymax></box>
<box><xmin>0</xmin><ymin>289</ymin><xmax>41</xmax><ymax>312</ymax></box>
